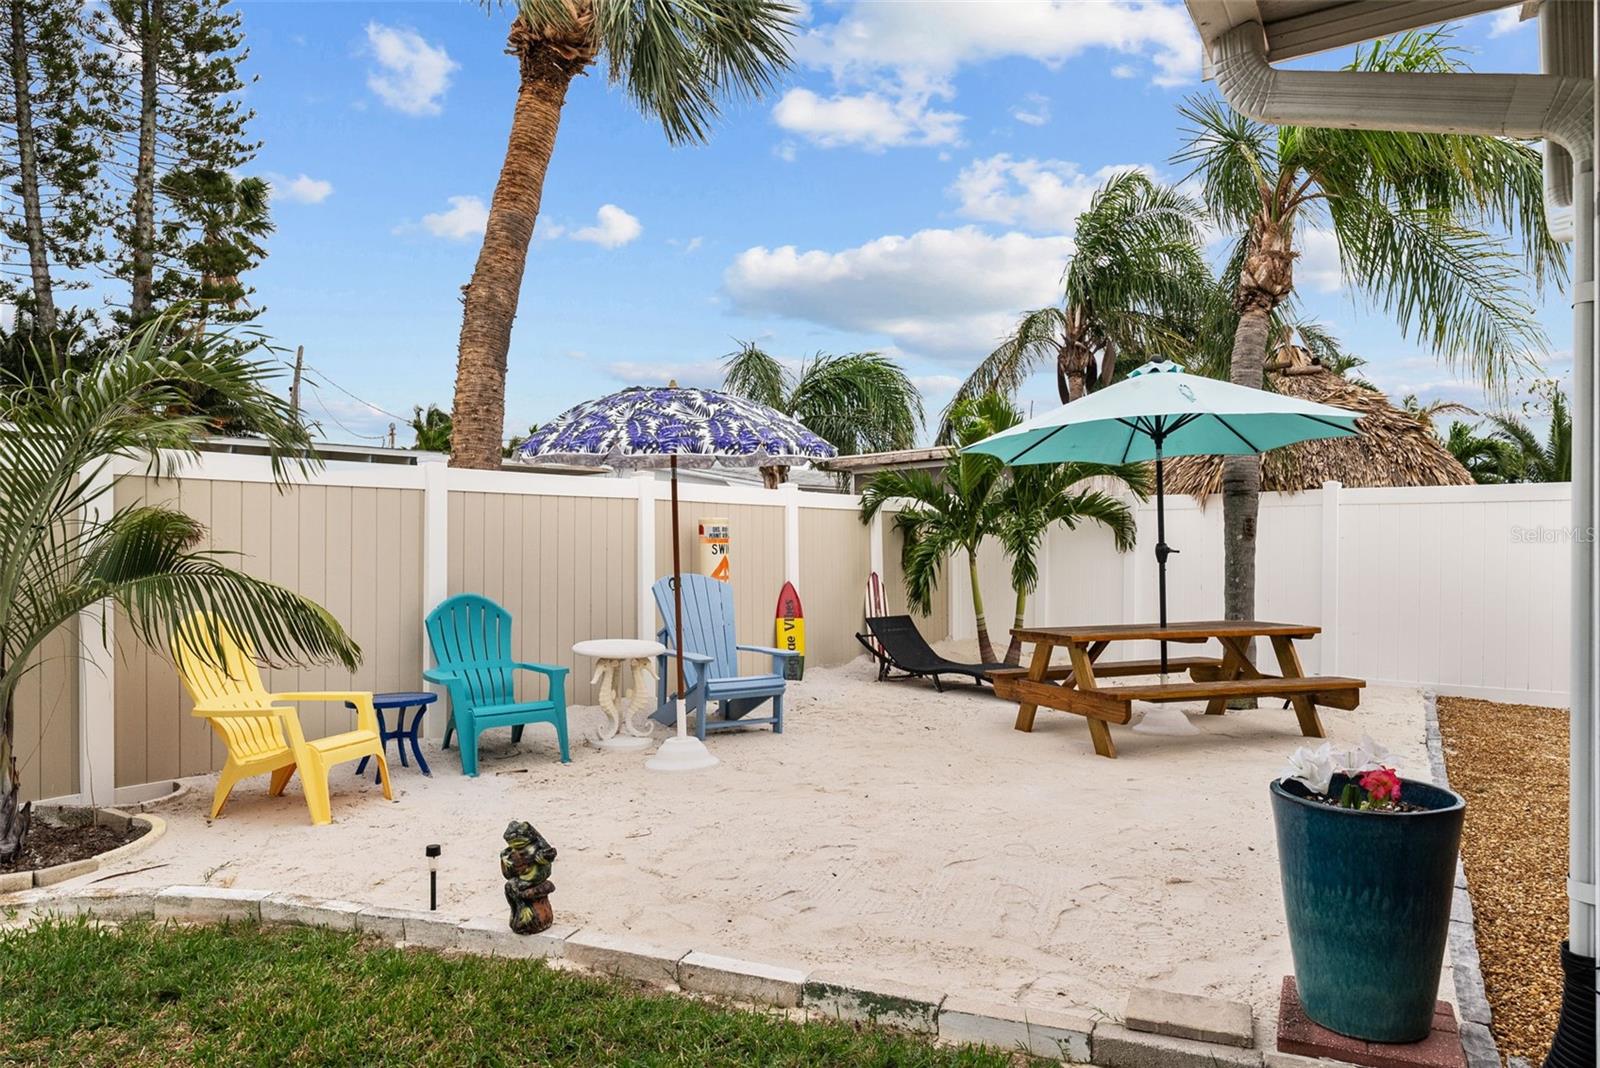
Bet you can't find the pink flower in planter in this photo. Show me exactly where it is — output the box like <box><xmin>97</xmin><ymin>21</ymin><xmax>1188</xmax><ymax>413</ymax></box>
<box><xmin>1359</xmin><ymin>767</ymin><xmax>1402</xmax><ymax>804</ymax></box>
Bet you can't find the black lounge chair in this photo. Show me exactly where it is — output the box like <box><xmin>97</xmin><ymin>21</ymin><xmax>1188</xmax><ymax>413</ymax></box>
<box><xmin>854</xmin><ymin>615</ymin><xmax>1008</xmax><ymax>691</ymax></box>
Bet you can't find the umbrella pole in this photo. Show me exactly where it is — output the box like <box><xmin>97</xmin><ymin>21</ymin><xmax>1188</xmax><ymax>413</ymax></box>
<box><xmin>671</xmin><ymin>455</ymin><xmax>687</xmax><ymax>737</ymax></box>
<box><xmin>647</xmin><ymin>454</ymin><xmax>718</xmax><ymax>772</ymax></box>
<box><xmin>1154</xmin><ymin>440</ymin><xmax>1170</xmax><ymax>676</ymax></box>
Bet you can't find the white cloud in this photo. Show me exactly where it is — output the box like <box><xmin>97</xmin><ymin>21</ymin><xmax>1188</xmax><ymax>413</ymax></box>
<box><xmin>682</xmin><ymin>236</ymin><xmax>704</xmax><ymax>253</ymax></box>
<box><xmin>724</xmin><ymin>226</ymin><xmax>1075</xmax><ymax>361</ymax></box>
<box><xmin>419</xmin><ymin>195</ymin><xmax>488</xmax><ymax>240</ymax></box>
<box><xmin>364</xmin><ymin>23</ymin><xmax>456</xmax><ymax>116</ymax></box>
<box><xmin>1296</xmin><ymin>226</ymin><xmax>1344</xmax><ymax>294</ymax></box>
<box><xmin>1487</xmin><ymin>9</ymin><xmax>1527</xmax><ymax>37</ymax></box>
<box><xmin>1010</xmin><ymin>93</ymin><xmax>1050</xmax><ymax>126</ymax></box>
<box><xmin>268</xmin><ymin>173</ymin><xmax>334</xmax><ymax>204</ymax></box>
<box><xmin>773</xmin><ymin>87</ymin><xmax>962</xmax><ymax>150</ymax></box>
<box><xmin>605</xmin><ymin>358</ymin><xmax>725</xmax><ymax>388</ymax></box>
<box><xmin>794</xmin><ymin>1</ymin><xmax>1201</xmax><ymax>89</ymax></box>
<box><xmin>950</xmin><ymin>155</ymin><xmax>1155</xmax><ymax>234</ymax></box>
<box><xmin>571</xmin><ymin>204</ymin><xmax>642</xmax><ymax>249</ymax></box>
<box><xmin>1111</xmin><ymin>63</ymin><xmax>1138</xmax><ymax>79</ymax></box>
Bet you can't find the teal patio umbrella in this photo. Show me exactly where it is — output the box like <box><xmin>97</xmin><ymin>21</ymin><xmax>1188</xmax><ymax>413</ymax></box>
<box><xmin>963</xmin><ymin>360</ymin><xmax>1360</xmax><ymax>675</ymax></box>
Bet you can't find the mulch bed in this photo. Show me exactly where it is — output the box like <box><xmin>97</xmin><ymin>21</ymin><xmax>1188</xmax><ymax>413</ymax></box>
<box><xmin>1436</xmin><ymin>696</ymin><xmax>1567</xmax><ymax>1065</ymax></box>
<box><xmin>0</xmin><ymin>818</ymin><xmax>147</xmax><ymax>875</ymax></box>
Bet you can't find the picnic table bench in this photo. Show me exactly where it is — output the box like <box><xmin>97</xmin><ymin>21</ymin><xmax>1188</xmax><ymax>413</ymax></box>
<box><xmin>989</xmin><ymin>621</ymin><xmax>1364</xmax><ymax>759</ymax></box>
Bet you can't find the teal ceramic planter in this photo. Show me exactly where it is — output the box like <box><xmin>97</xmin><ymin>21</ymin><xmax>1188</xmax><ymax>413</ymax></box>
<box><xmin>1270</xmin><ymin>775</ymin><xmax>1465</xmax><ymax>1043</ymax></box>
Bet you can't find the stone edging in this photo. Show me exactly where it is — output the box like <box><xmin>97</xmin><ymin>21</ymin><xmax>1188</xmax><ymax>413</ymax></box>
<box><xmin>1</xmin><ymin>881</ymin><xmax>1282</xmax><ymax>1068</ymax></box>
<box><xmin>0</xmin><ymin>809</ymin><xmax>167</xmax><ymax>894</ymax></box>
<box><xmin>1422</xmin><ymin>691</ymin><xmax>1500</xmax><ymax>1068</ymax></box>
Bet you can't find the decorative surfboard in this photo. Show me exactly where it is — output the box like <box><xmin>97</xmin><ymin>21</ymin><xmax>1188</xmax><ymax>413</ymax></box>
<box><xmin>863</xmin><ymin>571</ymin><xmax>888</xmax><ymax>658</ymax></box>
<box><xmin>775</xmin><ymin>581</ymin><xmax>806</xmax><ymax>680</ymax></box>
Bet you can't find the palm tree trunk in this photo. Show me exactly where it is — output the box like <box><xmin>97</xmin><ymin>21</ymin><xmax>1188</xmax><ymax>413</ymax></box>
<box><xmin>8</xmin><ymin>1</ymin><xmax>55</xmax><ymax>340</ymax></box>
<box><xmin>1222</xmin><ymin>305</ymin><xmax>1270</xmax><ymax>628</ymax></box>
<box><xmin>760</xmin><ymin>464</ymin><xmax>788</xmax><ymax>488</ymax></box>
<box><xmin>129</xmin><ymin>0</ymin><xmax>160</xmax><ymax>324</ymax></box>
<box><xmin>1005</xmin><ymin>587</ymin><xmax>1026</xmax><ymax>665</ymax></box>
<box><xmin>449</xmin><ymin>21</ymin><xmax>592</xmax><ymax>469</ymax></box>
<box><xmin>1223</xmin><ymin>209</ymin><xmax>1295</xmax><ymax>707</ymax></box>
<box><xmin>0</xmin><ymin>678</ymin><xmax>29</xmax><ymax>865</ymax></box>
<box><xmin>967</xmin><ymin>550</ymin><xmax>997</xmax><ymax>664</ymax></box>
<box><xmin>1056</xmin><ymin>339</ymin><xmax>1094</xmax><ymax>403</ymax></box>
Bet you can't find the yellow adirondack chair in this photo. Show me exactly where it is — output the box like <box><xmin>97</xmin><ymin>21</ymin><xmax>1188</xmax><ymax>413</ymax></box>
<box><xmin>172</xmin><ymin>618</ymin><xmax>393</xmax><ymax>825</ymax></box>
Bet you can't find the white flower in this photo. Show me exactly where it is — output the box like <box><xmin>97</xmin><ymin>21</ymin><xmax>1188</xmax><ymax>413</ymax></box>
<box><xmin>1280</xmin><ymin>743</ymin><xmax>1338</xmax><ymax>793</ymax></box>
<box><xmin>1279</xmin><ymin>735</ymin><xmax>1399</xmax><ymax>794</ymax></box>
<box><xmin>1337</xmin><ymin>734</ymin><xmax>1396</xmax><ymax>775</ymax></box>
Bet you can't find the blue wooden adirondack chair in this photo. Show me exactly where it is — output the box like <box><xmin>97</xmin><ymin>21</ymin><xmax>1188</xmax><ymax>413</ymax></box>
<box><xmin>649</xmin><ymin>574</ymin><xmax>797</xmax><ymax>740</ymax></box>
<box><xmin>423</xmin><ymin>594</ymin><xmax>570</xmax><ymax>776</ymax></box>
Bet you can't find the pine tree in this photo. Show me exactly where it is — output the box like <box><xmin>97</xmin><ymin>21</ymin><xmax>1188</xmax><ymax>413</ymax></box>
<box><xmin>92</xmin><ymin>0</ymin><xmax>264</xmax><ymax>326</ymax></box>
<box><xmin>0</xmin><ymin>0</ymin><xmax>115</xmax><ymax>352</ymax></box>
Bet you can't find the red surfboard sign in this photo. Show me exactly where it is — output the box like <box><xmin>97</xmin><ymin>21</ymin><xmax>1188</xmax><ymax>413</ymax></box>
<box><xmin>775</xmin><ymin>581</ymin><xmax>805</xmax><ymax>681</ymax></box>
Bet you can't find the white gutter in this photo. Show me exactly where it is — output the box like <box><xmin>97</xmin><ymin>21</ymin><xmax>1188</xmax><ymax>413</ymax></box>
<box><xmin>1206</xmin><ymin>12</ymin><xmax>1596</xmax><ymax>961</ymax></box>
<box><xmin>1209</xmin><ymin>20</ymin><xmax>1592</xmax><ymax>157</ymax></box>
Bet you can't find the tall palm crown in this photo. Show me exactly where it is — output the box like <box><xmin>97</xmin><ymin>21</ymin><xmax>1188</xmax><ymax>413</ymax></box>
<box><xmin>722</xmin><ymin>342</ymin><xmax>922</xmax><ymax>486</ymax></box>
<box><xmin>449</xmin><ymin>0</ymin><xmax>795</xmax><ymax>470</ymax></box>
<box><xmin>1172</xmin><ymin>28</ymin><xmax>1560</xmax><ymax>637</ymax></box>
<box><xmin>0</xmin><ymin>314</ymin><xmax>361</xmax><ymax>862</ymax></box>
<box><xmin>951</xmin><ymin>171</ymin><xmax>1209</xmax><ymax>419</ymax></box>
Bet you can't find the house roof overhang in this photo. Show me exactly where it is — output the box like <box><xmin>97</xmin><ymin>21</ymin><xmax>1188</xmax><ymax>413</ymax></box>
<box><xmin>1185</xmin><ymin>0</ymin><xmax>1526</xmax><ymax>64</ymax></box>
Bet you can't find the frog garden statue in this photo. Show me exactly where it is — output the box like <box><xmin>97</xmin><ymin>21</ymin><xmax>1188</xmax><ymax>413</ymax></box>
<box><xmin>500</xmin><ymin>820</ymin><xmax>557</xmax><ymax>935</ymax></box>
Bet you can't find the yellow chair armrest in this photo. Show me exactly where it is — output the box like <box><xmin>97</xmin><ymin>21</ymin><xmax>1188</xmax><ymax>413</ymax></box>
<box><xmin>271</xmin><ymin>691</ymin><xmax>379</xmax><ymax>735</ymax></box>
<box><xmin>192</xmin><ymin>704</ymin><xmax>289</xmax><ymax>720</ymax></box>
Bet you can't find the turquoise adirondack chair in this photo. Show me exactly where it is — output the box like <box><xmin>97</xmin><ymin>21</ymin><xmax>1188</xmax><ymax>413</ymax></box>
<box><xmin>648</xmin><ymin>574</ymin><xmax>796</xmax><ymax>740</ymax></box>
<box><xmin>423</xmin><ymin>594</ymin><xmax>570</xmax><ymax>776</ymax></box>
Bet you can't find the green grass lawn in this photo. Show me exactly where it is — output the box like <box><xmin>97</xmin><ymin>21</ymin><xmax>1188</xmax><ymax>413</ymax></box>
<box><xmin>0</xmin><ymin>919</ymin><xmax>1035</xmax><ymax>1066</ymax></box>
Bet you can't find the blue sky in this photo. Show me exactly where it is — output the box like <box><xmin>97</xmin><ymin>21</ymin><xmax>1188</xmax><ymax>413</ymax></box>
<box><xmin>234</xmin><ymin>1</ymin><xmax>1564</xmax><ymax>446</ymax></box>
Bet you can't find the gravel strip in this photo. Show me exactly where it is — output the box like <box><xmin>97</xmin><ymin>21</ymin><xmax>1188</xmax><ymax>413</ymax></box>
<box><xmin>1436</xmin><ymin>696</ymin><xmax>1567</xmax><ymax>1065</ymax></box>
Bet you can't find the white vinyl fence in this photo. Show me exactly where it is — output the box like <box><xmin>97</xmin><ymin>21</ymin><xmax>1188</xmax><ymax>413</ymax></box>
<box><xmin>950</xmin><ymin>481</ymin><xmax>1574</xmax><ymax>707</ymax></box>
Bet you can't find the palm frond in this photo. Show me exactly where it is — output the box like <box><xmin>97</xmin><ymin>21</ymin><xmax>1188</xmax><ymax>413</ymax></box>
<box><xmin>0</xmin><ymin>311</ymin><xmax>358</xmax><ymax>720</ymax></box>
<box><xmin>516</xmin><ymin>0</ymin><xmax>796</xmax><ymax>145</ymax></box>
<box><xmin>721</xmin><ymin>341</ymin><xmax>789</xmax><ymax>410</ymax></box>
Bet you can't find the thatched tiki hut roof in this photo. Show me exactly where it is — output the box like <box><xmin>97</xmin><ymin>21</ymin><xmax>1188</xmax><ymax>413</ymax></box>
<box><xmin>1163</xmin><ymin>345</ymin><xmax>1473</xmax><ymax>498</ymax></box>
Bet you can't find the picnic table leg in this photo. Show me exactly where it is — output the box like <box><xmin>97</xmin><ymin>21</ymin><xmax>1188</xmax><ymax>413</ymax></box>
<box><xmin>1012</xmin><ymin>638</ymin><xmax>1055</xmax><ymax>732</ymax></box>
<box><xmin>1204</xmin><ymin>640</ymin><xmax>1247</xmax><ymax>715</ymax></box>
<box><xmin>1066</xmin><ymin>641</ymin><xmax>1117</xmax><ymax>758</ymax></box>
<box><xmin>1270</xmin><ymin>635</ymin><xmax>1325</xmax><ymax>738</ymax></box>
<box><xmin>1086</xmin><ymin>719</ymin><xmax>1117</xmax><ymax>759</ymax></box>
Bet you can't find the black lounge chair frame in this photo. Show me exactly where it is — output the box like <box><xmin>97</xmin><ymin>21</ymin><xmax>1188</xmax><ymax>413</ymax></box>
<box><xmin>854</xmin><ymin>615</ymin><xmax>1008</xmax><ymax>692</ymax></box>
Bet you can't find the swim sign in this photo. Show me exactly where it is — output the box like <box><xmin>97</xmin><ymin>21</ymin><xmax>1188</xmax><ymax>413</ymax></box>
<box><xmin>698</xmin><ymin>517</ymin><xmax>730</xmax><ymax>582</ymax></box>
<box><xmin>775</xmin><ymin>581</ymin><xmax>805</xmax><ymax>680</ymax></box>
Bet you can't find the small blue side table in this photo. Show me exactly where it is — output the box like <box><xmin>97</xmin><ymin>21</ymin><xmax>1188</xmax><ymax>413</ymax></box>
<box><xmin>350</xmin><ymin>692</ymin><xmax>437</xmax><ymax>782</ymax></box>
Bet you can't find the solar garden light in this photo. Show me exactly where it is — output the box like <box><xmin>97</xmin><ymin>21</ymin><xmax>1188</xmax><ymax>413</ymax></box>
<box><xmin>425</xmin><ymin>844</ymin><xmax>441</xmax><ymax>911</ymax></box>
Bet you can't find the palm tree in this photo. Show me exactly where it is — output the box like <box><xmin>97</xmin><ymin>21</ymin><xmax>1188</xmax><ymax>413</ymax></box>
<box><xmin>410</xmin><ymin>404</ymin><xmax>453</xmax><ymax>453</ymax></box>
<box><xmin>0</xmin><ymin>314</ymin><xmax>360</xmax><ymax>862</ymax></box>
<box><xmin>860</xmin><ymin>393</ymin><xmax>1144</xmax><ymax>666</ymax></box>
<box><xmin>950</xmin><ymin>171</ymin><xmax>1208</xmax><ymax>420</ymax></box>
<box><xmin>1401</xmin><ymin>394</ymin><xmax>1476</xmax><ymax>431</ymax></box>
<box><xmin>722</xmin><ymin>342</ymin><xmax>923</xmax><ymax>487</ymax></box>
<box><xmin>992</xmin><ymin>448</ymin><xmax>1147</xmax><ymax>665</ymax></box>
<box><xmin>1486</xmin><ymin>383</ymin><xmax>1572</xmax><ymax>483</ymax></box>
<box><xmin>1444</xmin><ymin>420</ymin><xmax>1513</xmax><ymax>484</ymax></box>
<box><xmin>1174</xmin><ymin>28</ymin><xmax>1560</xmax><ymax>639</ymax></box>
<box><xmin>448</xmin><ymin>0</ymin><xmax>795</xmax><ymax>470</ymax></box>
<box><xmin>860</xmin><ymin>394</ymin><xmax>1012</xmax><ymax>664</ymax></box>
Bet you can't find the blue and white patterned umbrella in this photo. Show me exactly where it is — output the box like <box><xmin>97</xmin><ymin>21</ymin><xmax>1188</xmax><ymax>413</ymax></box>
<box><xmin>512</xmin><ymin>385</ymin><xmax>836</xmax><ymax>772</ymax></box>
<box><xmin>514</xmin><ymin>386</ymin><xmax>836</xmax><ymax>469</ymax></box>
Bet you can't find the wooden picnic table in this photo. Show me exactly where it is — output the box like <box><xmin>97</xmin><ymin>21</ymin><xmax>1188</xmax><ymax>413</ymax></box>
<box><xmin>989</xmin><ymin>620</ymin><xmax>1364</xmax><ymax>759</ymax></box>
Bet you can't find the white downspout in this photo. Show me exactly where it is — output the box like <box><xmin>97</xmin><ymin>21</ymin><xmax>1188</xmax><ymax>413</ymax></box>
<box><xmin>1206</xmin><ymin>13</ymin><xmax>1596</xmax><ymax>961</ymax></box>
